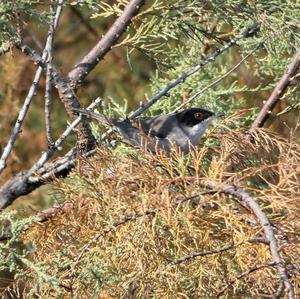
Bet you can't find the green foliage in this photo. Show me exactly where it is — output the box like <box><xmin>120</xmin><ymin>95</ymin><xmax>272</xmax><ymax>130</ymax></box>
<box><xmin>0</xmin><ymin>212</ymin><xmax>34</xmax><ymax>278</ymax></box>
<box><xmin>1</xmin><ymin>0</ymin><xmax>300</xmax><ymax>297</ymax></box>
<box><xmin>88</xmin><ymin>0</ymin><xmax>300</xmax><ymax>121</ymax></box>
<box><xmin>0</xmin><ymin>1</ymin><xmax>47</xmax><ymax>44</ymax></box>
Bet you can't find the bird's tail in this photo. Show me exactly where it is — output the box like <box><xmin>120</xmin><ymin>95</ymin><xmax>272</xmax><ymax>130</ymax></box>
<box><xmin>73</xmin><ymin>108</ymin><xmax>112</xmax><ymax>125</ymax></box>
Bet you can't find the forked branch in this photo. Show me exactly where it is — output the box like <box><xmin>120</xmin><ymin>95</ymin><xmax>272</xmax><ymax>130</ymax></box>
<box><xmin>0</xmin><ymin>0</ymin><xmax>63</xmax><ymax>174</ymax></box>
<box><xmin>0</xmin><ymin>22</ymin><xmax>258</xmax><ymax>209</ymax></box>
<box><xmin>0</xmin><ymin>0</ymin><xmax>146</xmax><ymax>208</ymax></box>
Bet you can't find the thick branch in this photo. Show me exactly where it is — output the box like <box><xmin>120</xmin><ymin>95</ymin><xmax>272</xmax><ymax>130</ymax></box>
<box><xmin>0</xmin><ymin>98</ymin><xmax>101</xmax><ymax>209</ymax></box>
<box><xmin>250</xmin><ymin>48</ymin><xmax>300</xmax><ymax>130</ymax></box>
<box><xmin>0</xmin><ymin>22</ymin><xmax>257</xmax><ymax>207</ymax></box>
<box><xmin>67</xmin><ymin>0</ymin><xmax>145</xmax><ymax>88</ymax></box>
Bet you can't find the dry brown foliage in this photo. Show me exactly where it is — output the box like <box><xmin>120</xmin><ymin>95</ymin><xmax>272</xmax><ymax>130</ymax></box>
<box><xmin>17</xmin><ymin>122</ymin><xmax>300</xmax><ymax>298</ymax></box>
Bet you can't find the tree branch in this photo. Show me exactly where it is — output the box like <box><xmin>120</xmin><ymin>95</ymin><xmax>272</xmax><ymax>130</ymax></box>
<box><xmin>0</xmin><ymin>0</ymin><xmax>63</xmax><ymax>174</ymax></box>
<box><xmin>45</xmin><ymin>0</ymin><xmax>56</xmax><ymax>147</ymax></box>
<box><xmin>67</xmin><ymin>0</ymin><xmax>145</xmax><ymax>88</ymax></box>
<box><xmin>128</xmin><ymin>23</ymin><xmax>258</xmax><ymax>120</ymax></box>
<box><xmin>250</xmin><ymin>48</ymin><xmax>300</xmax><ymax>130</ymax></box>
<box><xmin>166</xmin><ymin>243</ymin><xmax>239</xmax><ymax>267</ymax></box>
<box><xmin>14</xmin><ymin>41</ymin><xmax>96</xmax><ymax>154</ymax></box>
<box><xmin>173</xmin><ymin>43</ymin><xmax>262</xmax><ymax>112</ymax></box>
<box><xmin>198</xmin><ymin>179</ymin><xmax>295</xmax><ymax>299</ymax></box>
<box><xmin>0</xmin><ymin>98</ymin><xmax>102</xmax><ymax>209</ymax></box>
<box><xmin>0</xmin><ymin>0</ymin><xmax>147</xmax><ymax>209</ymax></box>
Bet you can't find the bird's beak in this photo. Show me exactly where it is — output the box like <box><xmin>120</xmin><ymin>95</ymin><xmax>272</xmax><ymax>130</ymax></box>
<box><xmin>215</xmin><ymin>112</ymin><xmax>225</xmax><ymax>118</ymax></box>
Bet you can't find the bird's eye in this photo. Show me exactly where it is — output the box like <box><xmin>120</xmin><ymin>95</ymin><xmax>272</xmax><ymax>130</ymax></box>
<box><xmin>194</xmin><ymin>112</ymin><xmax>203</xmax><ymax>120</ymax></box>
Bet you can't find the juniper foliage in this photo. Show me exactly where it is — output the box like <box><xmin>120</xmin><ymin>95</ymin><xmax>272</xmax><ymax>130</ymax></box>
<box><xmin>0</xmin><ymin>0</ymin><xmax>299</xmax><ymax>298</ymax></box>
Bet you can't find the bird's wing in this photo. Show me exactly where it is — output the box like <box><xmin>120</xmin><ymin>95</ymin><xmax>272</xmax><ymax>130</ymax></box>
<box><xmin>139</xmin><ymin>115</ymin><xmax>176</xmax><ymax>139</ymax></box>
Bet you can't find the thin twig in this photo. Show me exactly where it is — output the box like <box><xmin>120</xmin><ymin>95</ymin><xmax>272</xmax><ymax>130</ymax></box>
<box><xmin>250</xmin><ymin>48</ymin><xmax>300</xmax><ymax>130</ymax></box>
<box><xmin>128</xmin><ymin>23</ymin><xmax>258</xmax><ymax>120</ymax></box>
<box><xmin>173</xmin><ymin>43</ymin><xmax>261</xmax><ymax>112</ymax></box>
<box><xmin>165</xmin><ymin>238</ymin><xmax>269</xmax><ymax>269</ymax></box>
<box><xmin>217</xmin><ymin>262</ymin><xmax>277</xmax><ymax>297</ymax></box>
<box><xmin>0</xmin><ymin>0</ymin><xmax>63</xmax><ymax>175</ymax></box>
<box><xmin>166</xmin><ymin>243</ymin><xmax>238</xmax><ymax>267</ymax></box>
<box><xmin>0</xmin><ymin>98</ymin><xmax>101</xmax><ymax>209</ymax></box>
<box><xmin>198</xmin><ymin>179</ymin><xmax>295</xmax><ymax>299</ymax></box>
<box><xmin>27</xmin><ymin>97</ymin><xmax>102</xmax><ymax>178</ymax></box>
<box><xmin>45</xmin><ymin>0</ymin><xmax>56</xmax><ymax>147</ymax></box>
<box><xmin>171</xmin><ymin>190</ymin><xmax>218</xmax><ymax>207</ymax></box>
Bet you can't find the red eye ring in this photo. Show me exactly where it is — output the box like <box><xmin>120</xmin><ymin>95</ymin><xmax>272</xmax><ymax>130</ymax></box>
<box><xmin>194</xmin><ymin>112</ymin><xmax>203</xmax><ymax>120</ymax></box>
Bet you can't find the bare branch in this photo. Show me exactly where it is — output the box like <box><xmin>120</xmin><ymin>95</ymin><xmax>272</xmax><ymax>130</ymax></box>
<box><xmin>199</xmin><ymin>179</ymin><xmax>295</xmax><ymax>299</ymax></box>
<box><xmin>0</xmin><ymin>0</ymin><xmax>63</xmax><ymax>174</ymax></box>
<box><xmin>27</xmin><ymin>97</ymin><xmax>101</xmax><ymax>178</ymax></box>
<box><xmin>166</xmin><ymin>243</ymin><xmax>238</xmax><ymax>267</ymax></box>
<box><xmin>45</xmin><ymin>0</ymin><xmax>56</xmax><ymax>147</ymax></box>
<box><xmin>15</xmin><ymin>43</ymin><xmax>96</xmax><ymax>152</ymax></box>
<box><xmin>250</xmin><ymin>48</ymin><xmax>300</xmax><ymax>130</ymax></box>
<box><xmin>173</xmin><ymin>43</ymin><xmax>262</xmax><ymax>112</ymax></box>
<box><xmin>217</xmin><ymin>262</ymin><xmax>277</xmax><ymax>297</ymax></box>
<box><xmin>0</xmin><ymin>66</ymin><xmax>44</xmax><ymax>174</ymax></box>
<box><xmin>0</xmin><ymin>98</ymin><xmax>102</xmax><ymax>209</ymax></box>
<box><xmin>67</xmin><ymin>0</ymin><xmax>145</xmax><ymax>88</ymax></box>
<box><xmin>128</xmin><ymin>23</ymin><xmax>258</xmax><ymax>120</ymax></box>
<box><xmin>45</xmin><ymin>69</ymin><xmax>54</xmax><ymax>147</ymax></box>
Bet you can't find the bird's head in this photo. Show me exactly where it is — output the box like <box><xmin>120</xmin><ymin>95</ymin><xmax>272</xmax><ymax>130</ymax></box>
<box><xmin>175</xmin><ymin>108</ymin><xmax>223</xmax><ymax>147</ymax></box>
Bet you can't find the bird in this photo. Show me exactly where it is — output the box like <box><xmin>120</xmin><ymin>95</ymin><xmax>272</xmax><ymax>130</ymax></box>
<box><xmin>74</xmin><ymin>107</ymin><xmax>223</xmax><ymax>153</ymax></box>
